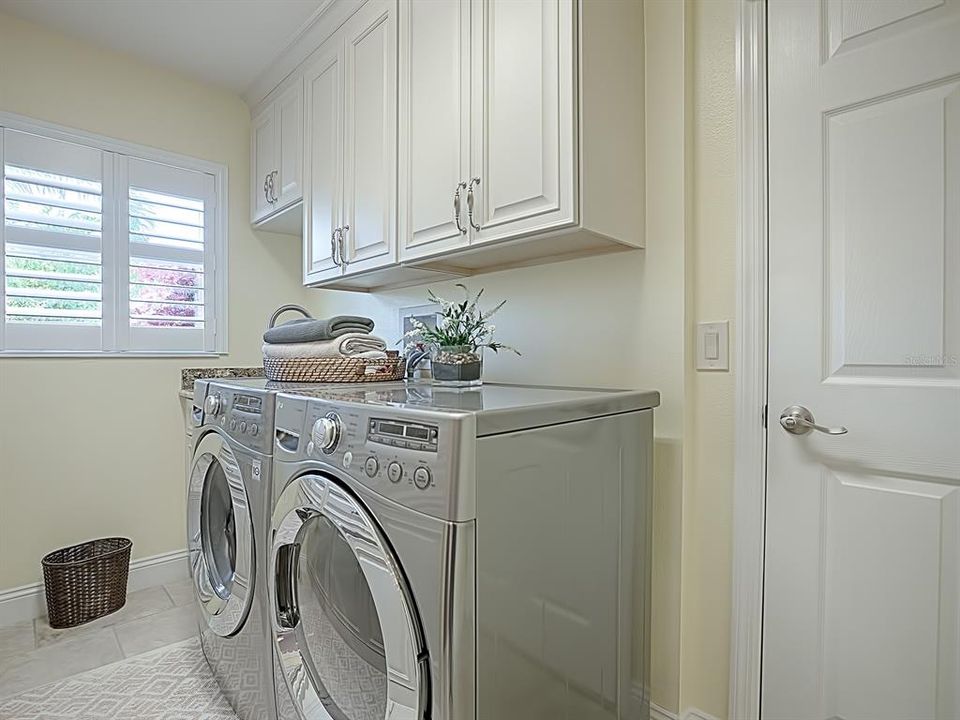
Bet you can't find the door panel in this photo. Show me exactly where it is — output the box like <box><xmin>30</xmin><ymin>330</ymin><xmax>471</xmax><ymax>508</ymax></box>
<box><xmin>276</xmin><ymin>80</ymin><xmax>304</xmax><ymax>209</ymax></box>
<box><xmin>341</xmin><ymin>0</ymin><xmax>396</xmax><ymax>275</ymax></box>
<box><xmin>765</xmin><ymin>1</ymin><xmax>960</xmax><ymax>718</ymax></box>
<box><xmin>471</xmin><ymin>0</ymin><xmax>575</xmax><ymax>245</ymax></box>
<box><xmin>251</xmin><ymin>104</ymin><xmax>276</xmax><ymax>222</ymax></box>
<box><xmin>303</xmin><ymin>43</ymin><xmax>343</xmax><ymax>284</ymax></box>
<box><xmin>398</xmin><ymin>0</ymin><xmax>471</xmax><ymax>260</ymax></box>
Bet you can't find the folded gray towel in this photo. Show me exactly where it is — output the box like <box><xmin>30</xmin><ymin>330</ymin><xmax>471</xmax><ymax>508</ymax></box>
<box><xmin>263</xmin><ymin>315</ymin><xmax>375</xmax><ymax>344</ymax></box>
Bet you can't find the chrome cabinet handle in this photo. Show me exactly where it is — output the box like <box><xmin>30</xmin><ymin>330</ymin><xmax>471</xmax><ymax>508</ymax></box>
<box><xmin>331</xmin><ymin>227</ymin><xmax>341</xmax><ymax>267</ymax></box>
<box><xmin>264</xmin><ymin>174</ymin><xmax>271</xmax><ymax>204</ymax></box>
<box><xmin>453</xmin><ymin>181</ymin><xmax>467</xmax><ymax>234</ymax></box>
<box><xmin>339</xmin><ymin>224</ymin><xmax>350</xmax><ymax>268</ymax></box>
<box><xmin>467</xmin><ymin>176</ymin><xmax>481</xmax><ymax>231</ymax></box>
<box><xmin>779</xmin><ymin>405</ymin><xmax>848</xmax><ymax>436</ymax></box>
<box><xmin>271</xmin><ymin>170</ymin><xmax>279</xmax><ymax>203</ymax></box>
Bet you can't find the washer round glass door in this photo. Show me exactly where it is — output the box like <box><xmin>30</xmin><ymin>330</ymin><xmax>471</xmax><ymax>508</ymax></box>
<box><xmin>188</xmin><ymin>431</ymin><xmax>255</xmax><ymax>637</ymax></box>
<box><xmin>271</xmin><ymin>473</ymin><xmax>429</xmax><ymax>720</ymax></box>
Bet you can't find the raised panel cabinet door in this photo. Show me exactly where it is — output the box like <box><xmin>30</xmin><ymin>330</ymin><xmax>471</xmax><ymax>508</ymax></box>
<box><xmin>470</xmin><ymin>0</ymin><xmax>576</xmax><ymax>245</ymax></box>
<box><xmin>398</xmin><ymin>0</ymin><xmax>471</xmax><ymax>260</ymax></box>
<box><xmin>276</xmin><ymin>79</ymin><xmax>304</xmax><ymax>210</ymax></box>
<box><xmin>303</xmin><ymin>41</ymin><xmax>343</xmax><ymax>284</ymax></box>
<box><xmin>251</xmin><ymin>102</ymin><xmax>276</xmax><ymax>223</ymax></box>
<box><xmin>764</xmin><ymin>1</ymin><xmax>960</xmax><ymax>718</ymax></box>
<box><xmin>340</xmin><ymin>0</ymin><xmax>397</xmax><ymax>276</ymax></box>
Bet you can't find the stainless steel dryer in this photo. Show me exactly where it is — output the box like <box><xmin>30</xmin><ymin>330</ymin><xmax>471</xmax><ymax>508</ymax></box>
<box><xmin>189</xmin><ymin>379</ymin><xmax>278</xmax><ymax>720</ymax></box>
<box><xmin>268</xmin><ymin>382</ymin><xmax>659</xmax><ymax>720</ymax></box>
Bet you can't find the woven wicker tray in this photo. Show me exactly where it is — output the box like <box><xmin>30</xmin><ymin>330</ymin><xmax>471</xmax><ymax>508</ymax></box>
<box><xmin>263</xmin><ymin>354</ymin><xmax>406</xmax><ymax>383</ymax></box>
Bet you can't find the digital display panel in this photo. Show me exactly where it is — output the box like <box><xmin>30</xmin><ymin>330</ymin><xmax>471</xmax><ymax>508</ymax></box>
<box><xmin>379</xmin><ymin>422</ymin><xmax>405</xmax><ymax>437</ymax></box>
<box><xmin>406</xmin><ymin>426</ymin><xmax>429</xmax><ymax>440</ymax></box>
<box><xmin>233</xmin><ymin>395</ymin><xmax>262</xmax><ymax>414</ymax></box>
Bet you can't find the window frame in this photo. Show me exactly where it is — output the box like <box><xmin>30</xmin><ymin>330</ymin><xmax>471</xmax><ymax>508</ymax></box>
<box><xmin>0</xmin><ymin>111</ymin><xmax>228</xmax><ymax>357</ymax></box>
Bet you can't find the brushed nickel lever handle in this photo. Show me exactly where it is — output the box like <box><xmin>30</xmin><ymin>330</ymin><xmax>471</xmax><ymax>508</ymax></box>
<box><xmin>779</xmin><ymin>405</ymin><xmax>848</xmax><ymax>436</ymax></box>
<box><xmin>467</xmin><ymin>176</ymin><xmax>481</xmax><ymax>231</ymax></box>
<box><xmin>453</xmin><ymin>181</ymin><xmax>467</xmax><ymax>234</ymax></box>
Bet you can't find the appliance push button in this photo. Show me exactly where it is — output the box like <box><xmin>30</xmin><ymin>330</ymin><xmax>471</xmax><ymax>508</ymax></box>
<box><xmin>364</xmin><ymin>457</ymin><xmax>379</xmax><ymax>478</ymax></box>
<box><xmin>387</xmin><ymin>462</ymin><xmax>403</xmax><ymax>484</ymax></box>
<box><xmin>413</xmin><ymin>466</ymin><xmax>432</xmax><ymax>490</ymax></box>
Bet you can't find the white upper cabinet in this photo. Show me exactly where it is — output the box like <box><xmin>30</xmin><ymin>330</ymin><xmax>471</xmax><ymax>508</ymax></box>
<box><xmin>251</xmin><ymin>79</ymin><xmax>304</xmax><ymax>232</ymax></box>
<box><xmin>469</xmin><ymin>0</ymin><xmax>575</xmax><ymax>245</ymax></box>
<box><xmin>251</xmin><ymin>0</ymin><xmax>643</xmax><ymax>290</ymax></box>
<box><xmin>398</xmin><ymin>0</ymin><xmax>472</xmax><ymax>260</ymax></box>
<box><xmin>303</xmin><ymin>42</ymin><xmax>343</xmax><ymax>284</ymax></box>
<box><xmin>302</xmin><ymin>0</ymin><xmax>397</xmax><ymax>286</ymax></box>
<box><xmin>339</xmin><ymin>0</ymin><xmax>397</xmax><ymax>275</ymax></box>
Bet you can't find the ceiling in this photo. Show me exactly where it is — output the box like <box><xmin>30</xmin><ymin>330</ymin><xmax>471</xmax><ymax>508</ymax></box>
<box><xmin>0</xmin><ymin>0</ymin><xmax>326</xmax><ymax>94</ymax></box>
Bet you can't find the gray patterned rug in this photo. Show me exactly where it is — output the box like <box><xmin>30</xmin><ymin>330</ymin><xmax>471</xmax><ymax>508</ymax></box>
<box><xmin>0</xmin><ymin>639</ymin><xmax>238</xmax><ymax>720</ymax></box>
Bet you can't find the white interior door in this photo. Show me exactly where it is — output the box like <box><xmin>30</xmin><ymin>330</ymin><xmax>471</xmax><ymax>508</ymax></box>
<box><xmin>470</xmin><ymin>0</ymin><xmax>575</xmax><ymax>246</ymax></box>
<box><xmin>764</xmin><ymin>2</ymin><xmax>960</xmax><ymax>719</ymax></box>
<box><xmin>397</xmin><ymin>0</ymin><xmax>471</xmax><ymax>260</ymax></box>
<box><xmin>251</xmin><ymin>103</ymin><xmax>276</xmax><ymax>222</ymax></box>
<box><xmin>303</xmin><ymin>40</ymin><xmax>343</xmax><ymax>284</ymax></box>
<box><xmin>340</xmin><ymin>0</ymin><xmax>396</xmax><ymax>276</ymax></box>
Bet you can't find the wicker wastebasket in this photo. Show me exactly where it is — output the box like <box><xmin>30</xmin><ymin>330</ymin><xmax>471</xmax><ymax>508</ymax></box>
<box><xmin>41</xmin><ymin>538</ymin><xmax>133</xmax><ymax>629</ymax></box>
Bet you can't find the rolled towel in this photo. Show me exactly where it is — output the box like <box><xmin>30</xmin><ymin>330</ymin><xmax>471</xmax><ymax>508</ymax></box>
<box><xmin>261</xmin><ymin>333</ymin><xmax>388</xmax><ymax>360</ymax></box>
<box><xmin>263</xmin><ymin>315</ymin><xmax>375</xmax><ymax>344</ymax></box>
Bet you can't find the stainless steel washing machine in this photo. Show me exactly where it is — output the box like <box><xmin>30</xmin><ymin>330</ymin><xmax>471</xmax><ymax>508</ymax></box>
<box><xmin>189</xmin><ymin>379</ymin><xmax>279</xmax><ymax>720</ymax></box>
<box><xmin>268</xmin><ymin>382</ymin><xmax>658</xmax><ymax>720</ymax></box>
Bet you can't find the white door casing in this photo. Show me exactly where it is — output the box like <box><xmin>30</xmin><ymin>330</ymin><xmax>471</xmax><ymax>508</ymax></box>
<box><xmin>398</xmin><ymin>0</ymin><xmax>471</xmax><ymax>260</ymax></box>
<box><xmin>764</xmin><ymin>2</ymin><xmax>960</xmax><ymax>720</ymax></box>
<box><xmin>340</xmin><ymin>0</ymin><xmax>396</xmax><ymax>274</ymax></box>
<box><xmin>303</xmin><ymin>40</ymin><xmax>343</xmax><ymax>284</ymax></box>
<box><xmin>470</xmin><ymin>0</ymin><xmax>576</xmax><ymax>245</ymax></box>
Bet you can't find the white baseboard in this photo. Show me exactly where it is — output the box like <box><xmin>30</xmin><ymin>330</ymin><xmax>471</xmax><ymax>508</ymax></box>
<box><xmin>0</xmin><ymin>548</ymin><xmax>189</xmax><ymax>627</ymax></box>
<box><xmin>631</xmin><ymin>682</ymin><xmax>720</xmax><ymax>720</ymax></box>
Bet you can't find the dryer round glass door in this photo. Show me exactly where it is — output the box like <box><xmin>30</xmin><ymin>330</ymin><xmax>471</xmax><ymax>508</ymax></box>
<box><xmin>188</xmin><ymin>431</ymin><xmax>255</xmax><ymax>637</ymax></box>
<box><xmin>271</xmin><ymin>473</ymin><xmax>429</xmax><ymax>720</ymax></box>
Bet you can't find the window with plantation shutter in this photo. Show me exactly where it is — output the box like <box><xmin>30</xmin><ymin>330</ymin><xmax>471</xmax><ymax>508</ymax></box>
<box><xmin>0</xmin><ymin>115</ymin><xmax>226</xmax><ymax>355</ymax></box>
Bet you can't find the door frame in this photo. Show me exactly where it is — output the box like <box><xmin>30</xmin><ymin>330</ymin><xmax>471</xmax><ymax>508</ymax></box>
<box><xmin>730</xmin><ymin>0</ymin><xmax>767</xmax><ymax>718</ymax></box>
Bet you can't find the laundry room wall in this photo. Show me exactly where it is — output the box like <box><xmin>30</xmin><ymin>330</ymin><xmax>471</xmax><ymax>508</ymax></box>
<box><xmin>302</xmin><ymin>2</ymin><xmax>691</xmax><ymax>715</ymax></box>
<box><xmin>0</xmin><ymin>13</ymin><xmax>311</xmax><ymax>592</ymax></box>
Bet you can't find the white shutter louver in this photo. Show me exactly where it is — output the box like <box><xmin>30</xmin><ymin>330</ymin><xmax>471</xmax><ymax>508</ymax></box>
<box><xmin>124</xmin><ymin>158</ymin><xmax>216</xmax><ymax>352</ymax></box>
<box><xmin>2</xmin><ymin>129</ymin><xmax>106</xmax><ymax>351</ymax></box>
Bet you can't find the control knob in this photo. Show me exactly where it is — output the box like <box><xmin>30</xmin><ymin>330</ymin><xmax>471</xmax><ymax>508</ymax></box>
<box><xmin>204</xmin><ymin>393</ymin><xmax>223</xmax><ymax>416</ymax></box>
<box><xmin>311</xmin><ymin>413</ymin><xmax>342</xmax><ymax>454</ymax></box>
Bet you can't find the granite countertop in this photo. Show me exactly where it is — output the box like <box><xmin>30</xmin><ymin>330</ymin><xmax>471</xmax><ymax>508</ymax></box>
<box><xmin>179</xmin><ymin>367</ymin><xmax>264</xmax><ymax>398</ymax></box>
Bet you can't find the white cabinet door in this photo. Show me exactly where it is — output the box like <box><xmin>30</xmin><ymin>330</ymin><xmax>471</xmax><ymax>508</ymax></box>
<box><xmin>251</xmin><ymin>103</ymin><xmax>276</xmax><ymax>223</ymax></box>
<box><xmin>470</xmin><ymin>0</ymin><xmax>575</xmax><ymax>245</ymax></box>
<box><xmin>398</xmin><ymin>0</ymin><xmax>471</xmax><ymax>260</ymax></box>
<box><xmin>340</xmin><ymin>0</ymin><xmax>397</xmax><ymax>276</ymax></box>
<box><xmin>763</xmin><ymin>2</ymin><xmax>960</xmax><ymax>719</ymax></box>
<box><xmin>275</xmin><ymin>80</ymin><xmax>303</xmax><ymax>210</ymax></box>
<box><xmin>303</xmin><ymin>42</ymin><xmax>343</xmax><ymax>284</ymax></box>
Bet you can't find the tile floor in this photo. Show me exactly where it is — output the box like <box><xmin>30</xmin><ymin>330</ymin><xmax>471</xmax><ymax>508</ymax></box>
<box><xmin>0</xmin><ymin>578</ymin><xmax>197</xmax><ymax>701</ymax></box>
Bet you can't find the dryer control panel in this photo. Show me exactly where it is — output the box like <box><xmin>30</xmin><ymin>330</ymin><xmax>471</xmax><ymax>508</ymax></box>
<box><xmin>274</xmin><ymin>392</ymin><xmax>475</xmax><ymax>522</ymax></box>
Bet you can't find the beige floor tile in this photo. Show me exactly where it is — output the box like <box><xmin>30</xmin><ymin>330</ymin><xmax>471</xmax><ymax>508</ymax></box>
<box><xmin>114</xmin><ymin>603</ymin><xmax>198</xmax><ymax>658</ymax></box>
<box><xmin>0</xmin><ymin>621</ymin><xmax>35</xmax><ymax>660</ymax></box>
<box><xmin>0</xmin><ymin>627</ymin><xmax>122</xmax><ymax>700</ymax></box>
<box><xmin>35</xmin><ymin>587</ymin><xmax>174</xmax><ymax>648</ymax></box>
<box><xmin>163</xmin><ymin>577</ymin><xmax>195</xmax><ymax>607</ymax></box>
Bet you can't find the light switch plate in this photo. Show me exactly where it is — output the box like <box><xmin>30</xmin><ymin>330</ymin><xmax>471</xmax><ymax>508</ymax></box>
<box><xmin>696</xmin><ymin>321</ymin><xmax>729</xmax><ymax>371</ymax></box>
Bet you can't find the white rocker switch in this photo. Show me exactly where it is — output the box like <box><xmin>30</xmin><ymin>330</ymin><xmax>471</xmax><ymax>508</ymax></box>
<box><xmin>697</xmin><ymin>321</ymin><xmax>729</xmax><ymax>371</ymax></box>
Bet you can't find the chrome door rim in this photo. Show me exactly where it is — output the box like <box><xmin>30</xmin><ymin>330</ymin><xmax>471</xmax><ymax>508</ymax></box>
<box><xmin>270</xmin><ymin>472</ymin><xmax>428</xmax><ymax>720</ymax></box>
<box><xmin>188</xmin><ymin>431</ymin><xmax>255</xmax><ymax>637</ymax></box>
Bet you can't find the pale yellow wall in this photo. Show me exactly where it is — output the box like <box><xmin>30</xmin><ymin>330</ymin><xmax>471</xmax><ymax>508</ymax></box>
<box><xmin>680</xmin><ymin>0</ymin><xmax>738</xmax><ymax>717</ymax></box>
<box><xmin>0</xmin><ymin>12</ymin><xmax>309</xmax><ymax>590</ymax></box>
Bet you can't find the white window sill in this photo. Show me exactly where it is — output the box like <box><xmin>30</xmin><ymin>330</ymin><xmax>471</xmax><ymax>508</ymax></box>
<box><xmin>0</xmin><ymin>351</ymin><xmax>229</xmax><ymax>358</ymax></box>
